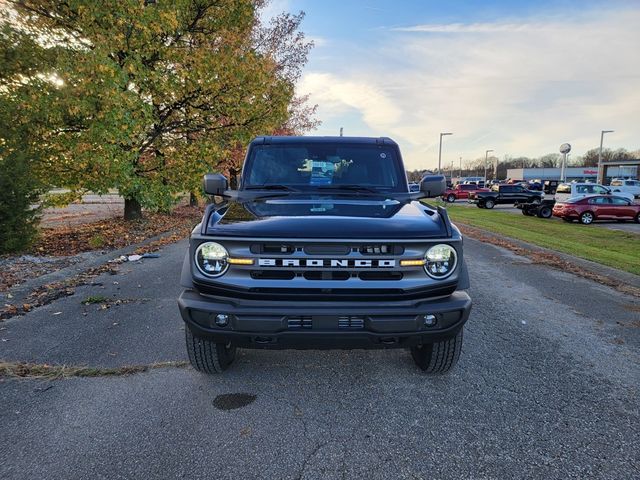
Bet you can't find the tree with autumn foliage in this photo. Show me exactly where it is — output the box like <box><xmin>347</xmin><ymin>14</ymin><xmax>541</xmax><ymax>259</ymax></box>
<box><xmin>1</xmin><ymin>0</ymin><xmax>316</xmax><ymax>220</ymax></box>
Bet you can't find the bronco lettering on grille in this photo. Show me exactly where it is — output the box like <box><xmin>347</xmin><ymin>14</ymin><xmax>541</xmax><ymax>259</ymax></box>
<box><xmin>258</xmin><ymin>258</ymin><xmax>396</xmax><ymax>268</ymax></box>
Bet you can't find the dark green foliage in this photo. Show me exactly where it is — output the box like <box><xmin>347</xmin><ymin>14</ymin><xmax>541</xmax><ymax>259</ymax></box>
<box><xmin>0</xmin><ymin>149</ymin><xmax>43</xmax><ymax>253</ymax></box>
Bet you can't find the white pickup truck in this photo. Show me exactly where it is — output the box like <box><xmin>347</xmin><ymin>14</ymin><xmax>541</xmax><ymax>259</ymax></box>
<box><xmin>554</xmin><ymin>182</ymin><xmax>634</xmax><ymax>203</ymax></box>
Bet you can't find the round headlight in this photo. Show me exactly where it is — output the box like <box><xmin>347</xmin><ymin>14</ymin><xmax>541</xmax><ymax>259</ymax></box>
<box><xmin>195</xmin><ymin>242</ymin><xmax>229</xmax><ymax>277</ymax></box>
<box><xmin>424</xmin><ymin>244</ymin><xmax>457</xmax><ymax>279</ymax></box>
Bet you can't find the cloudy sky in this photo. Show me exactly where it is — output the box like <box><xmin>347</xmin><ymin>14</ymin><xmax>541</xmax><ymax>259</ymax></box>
<box><xmin>265</xmin><ymin>0</ymin><xmax>639</xmax><ymax>171</ymax></box>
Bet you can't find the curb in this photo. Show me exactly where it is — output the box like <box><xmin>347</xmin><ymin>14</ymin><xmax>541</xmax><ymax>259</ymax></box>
<box><xmin>456</xmin><ymin>222</ymin><xmax>640</xmax><ymax>290</ymax></box>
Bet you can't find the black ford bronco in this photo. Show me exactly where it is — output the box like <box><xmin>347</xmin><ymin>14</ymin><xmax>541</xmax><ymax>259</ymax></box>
<box><xmin>178</xmin><ymin>136</ymin><xmax>471</xmax><ymax>374</ymax></box>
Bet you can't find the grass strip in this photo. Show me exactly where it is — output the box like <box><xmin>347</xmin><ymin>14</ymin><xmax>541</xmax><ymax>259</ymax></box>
<box><xmin>0</xmin><ymin>361</ymin><xmax>188</xmax><ymax>380</ymax></box>
<box><xmin>445</xmin><ymin>205</ymin><xmax>640</xmax><ymax>276</ymax></box>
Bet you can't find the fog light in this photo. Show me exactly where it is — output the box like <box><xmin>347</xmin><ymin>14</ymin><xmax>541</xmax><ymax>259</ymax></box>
<box><xmin>423</xmin><ymin>314</ymin><xmax>437</xmax><ymax>327</ymax></box>
<box><xmin>215</xmin><ymin>314</ymin><xmax>229</xmax><ymax>327</ymax></box>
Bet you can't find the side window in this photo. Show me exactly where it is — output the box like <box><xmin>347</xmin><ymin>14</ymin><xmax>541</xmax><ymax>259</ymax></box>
<box><xmin>576</xmin><ymin>185</ymin><xmax>589</xmax><ymax>194</ymax></box>
<box><xmin>501</xmin><ymin>186</ymin><xmax>513</xmax><ymax>193</ymax></box>
<box><xmin>593</xmin><ymin>186</ymin><xmax>608</xmax><ymax>194</ymax></box>
<box><xmin>512</xmin><ymin>186</ymin><xmax>523</xmax><ymax>193</ymax></box>
<box><xmin>588</xmin><ymin>197</ymin><xmax>609</xmax><ymax>204</ymax></box>
<box><xmin>611</xmin><ymin>197</ymin><xmax>629</xmax><ymax>205</ymax></box>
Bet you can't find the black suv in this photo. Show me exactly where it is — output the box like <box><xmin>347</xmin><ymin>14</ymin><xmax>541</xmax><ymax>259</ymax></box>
<box><xmin>470</xmin><ymin>184</ymin><xmax>544</xmax><ymax>208</ymax></box>
<box><xmin>178</xmin><ymin>136</ymin><xmax>472</xmax><ymax>374</ymax></box>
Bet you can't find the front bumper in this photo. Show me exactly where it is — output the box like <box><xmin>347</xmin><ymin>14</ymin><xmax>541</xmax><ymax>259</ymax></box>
<box><xmin>178</xmin><ymin>289</ymin><xmax>472</xmax><ymax>350</ymax></box>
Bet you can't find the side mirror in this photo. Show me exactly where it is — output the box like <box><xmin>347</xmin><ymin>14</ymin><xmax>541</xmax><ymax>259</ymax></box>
<box><xmin>420</xmin><ymin>174</ymin><xmax>446</xmax><ymax>197</ymax></box>
<box><xmin>203</xmin><ymin>173</ymin><xmax>228</xmax><ymax>195</ymax></box>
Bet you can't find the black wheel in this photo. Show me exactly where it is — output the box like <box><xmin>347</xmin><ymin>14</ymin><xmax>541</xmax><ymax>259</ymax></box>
<box><xmin>537</xmin><ymin>206</ymin><xmax>552</xmax><ymax>218</ymax></box>
<box><xmin>185</xmin><ymin>325</ymin><xmax>236</xmax><ymax>374</ymax></box>
<box><xmin>579</xmin><ymin>211</ymin><xmax>595</xmax><ymax>225</ymax></box>
<box><xmin>411</xmin><ymin>329</ymin><xmax>463</xmax><ymax>373</ymax></box>
<box><xmin>484</xmin><ymin>199</ymin><xmax>495</xmax><ymax>209</ymax></box>
<box><xmin>447</xmin><ymin>194</ymin><xmax>456</xmax><ymax>203</ymax></box>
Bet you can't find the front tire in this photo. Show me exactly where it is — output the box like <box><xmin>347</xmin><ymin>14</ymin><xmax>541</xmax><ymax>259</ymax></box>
<box><xmin>185</xmin><ymin>325</ymin><xmax>236</xmax><ymax>374</ymax></box>
<box><xmin>410</xmin><ymin>329</ymin><xmax>463</xmax><ymax>373</ymax></box>
<box><xmin>447</xmin><ymin>194</ymin><xmax>456</xmax><ymax>203</ymax></box>
<box><xmin>579</xmin><ymin>211</ymin><xmax>595</xmax><ymax>225</ymax></box>
<box><xmin>484</xmin><ymin>199</ymin><xmax>495</xmax><ymax>209</ymax></box>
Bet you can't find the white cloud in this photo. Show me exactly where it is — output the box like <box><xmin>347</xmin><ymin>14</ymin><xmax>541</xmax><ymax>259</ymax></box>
<box><xmin>392</xmin><ymin>22</ymin><xmax>544</xmax><ymax>33</ymax></box>
<box><xmin>300</xmin><ymin>10</ymin><xmax>640</xmax><ymax>170</ymax></box>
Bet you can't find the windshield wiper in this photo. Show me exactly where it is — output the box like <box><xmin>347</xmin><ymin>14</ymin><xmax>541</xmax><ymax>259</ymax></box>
<box><xmin>244</xmin><ymin>184</ymin><xmax>300</xmax><ymax>192</ymax></box>
<box><xmin>315</xmin><ymin>184</ymin><xmax>380</xmax><ymax>193</ymax></box>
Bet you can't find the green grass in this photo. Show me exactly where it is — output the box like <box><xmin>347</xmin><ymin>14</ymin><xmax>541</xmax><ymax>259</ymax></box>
<box><xmin>445</xmin><ymin>204</ymin><xmax>640</xmax><ymax>276</ymax></box>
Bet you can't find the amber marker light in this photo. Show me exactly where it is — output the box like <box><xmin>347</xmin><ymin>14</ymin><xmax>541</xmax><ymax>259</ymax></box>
<box><xmin>400</xmin><ymin>259</ymin><xmax>427</xmax><ymax>267</ymax></box>
<box><xmin>227</xmin><ymin>258</ymin><xmax>255</xmax><ymax>265</ymax></box>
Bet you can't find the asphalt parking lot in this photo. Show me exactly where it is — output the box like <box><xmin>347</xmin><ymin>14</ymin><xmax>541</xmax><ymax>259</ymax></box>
<box><xmin>1</xmin><ymin>238</ymin><xmax>639</xmax><ymax>479</ymax></box>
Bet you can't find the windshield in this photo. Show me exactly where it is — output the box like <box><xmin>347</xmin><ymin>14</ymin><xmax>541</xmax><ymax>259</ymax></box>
<box><xmin>243</xmin><ymin>143</ymin><xmax>406</xmax><ymax>192</ymax></box>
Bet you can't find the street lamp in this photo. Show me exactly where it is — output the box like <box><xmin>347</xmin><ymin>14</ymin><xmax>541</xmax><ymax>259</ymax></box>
<box><xmin>597</xmin><ymin>130</ymin><xmax>614</xmax><ymax>184</ymax></box>
<box><xmin>438</xmin><ymin>132</ymin><xmax>452</xmax><ymax>173</ymax></box>
<box><xmin>484</xmin><ymin>149</ymin><xmax>493</xmax><ymax>182</ymax></box>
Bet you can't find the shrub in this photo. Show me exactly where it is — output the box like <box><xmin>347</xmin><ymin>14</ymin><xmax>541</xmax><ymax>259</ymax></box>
<box><xmin>0</xmin><ymin>150</ymin><xmax>43</xmax><ymax>254</ymax></box>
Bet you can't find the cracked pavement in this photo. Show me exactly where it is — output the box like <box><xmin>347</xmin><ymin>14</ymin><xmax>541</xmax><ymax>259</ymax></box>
<box><xmin>1</xmin><ymin>236</ymin><xmax>639</xmax><ymax>479</ymax></box>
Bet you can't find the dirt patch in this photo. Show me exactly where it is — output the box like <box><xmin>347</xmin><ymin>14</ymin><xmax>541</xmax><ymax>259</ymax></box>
<box><xmin>0</xmin><ymin>255</ymin><xmax>83</xmax><ymax>292</ymax></box>
<box><xmin>33</xmin><ymin>205</ymin><xmax>202</xmax><ymax>257</ymax></box>
<box><xmin>458</xmin><ymin>223</ymin><xmax>640</xmax><ymax>298</ymax></box>
<box><xmin>0</xmin><ymin>361</ymin><xmax>188</xmax><ymax>380</ymax></box>
<box><xmin>1</xmin><ymin>205</ymin><xmax>202</xmax><ymax>295</ymax></box>
<box><xmin>1</xmin><ymin>262</ymin><xmax>120</xmax><ymax>321</ymax></box>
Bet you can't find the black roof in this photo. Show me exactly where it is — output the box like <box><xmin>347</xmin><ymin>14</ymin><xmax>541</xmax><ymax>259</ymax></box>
<box><xmin>250</xmin><ymin>135</ymin><xmax>398</xmax><ymax>146</ymax></box>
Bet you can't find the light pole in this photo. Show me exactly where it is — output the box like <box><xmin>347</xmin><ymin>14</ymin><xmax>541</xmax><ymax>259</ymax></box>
<box><xmin>438</xmin><ymin>132</ymin><xmax>452</xmax><ymax>173</ymax></box>
<box><xmin>484</xmin><ymin>149</ymin><xmax>493</xmax><ymax>182</ymax></box>
<box><xmin>597</xmin><ymin>130</ymin><xmax>614</xmax><ymax>184</ymax></box>
<box><xmin>459</xmin><ymin>156</ymin><xmax>462</xmax><ymax>180</ymax></box>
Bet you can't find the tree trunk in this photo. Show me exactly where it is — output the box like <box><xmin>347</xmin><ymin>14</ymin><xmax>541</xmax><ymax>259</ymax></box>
<box><xmin>124</xmin><ymin>198</ymin><xmax>142</xmax><ymax>220</ymax></box>
<box><xmin>189</xmin><ymin>192</ymin><xmax>198</xmax><ymax>206</ymax></box>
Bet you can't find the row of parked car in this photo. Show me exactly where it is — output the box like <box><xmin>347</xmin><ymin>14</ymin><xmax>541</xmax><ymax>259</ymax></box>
<box><xmin>440</xmin><ymin>180</ymin><xmax>640</xmax><ymax>225</ymax></box>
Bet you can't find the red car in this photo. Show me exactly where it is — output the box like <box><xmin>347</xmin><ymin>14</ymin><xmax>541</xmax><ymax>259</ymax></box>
<box><xmin>552</xmin><ymin>195</ymin><xmax>640</xmax><ymax>224</ymax></box>
<box><xmin>442</xmin><ymin>184</ymin><xmax>489</xmax><ymax>202</ymax></box>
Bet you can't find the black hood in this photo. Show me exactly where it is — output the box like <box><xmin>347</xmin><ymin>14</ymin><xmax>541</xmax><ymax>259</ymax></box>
<box><xmin>204</xmin><ymin>195</ymin><xmax>448</xmax><ymax>239</ymax></box>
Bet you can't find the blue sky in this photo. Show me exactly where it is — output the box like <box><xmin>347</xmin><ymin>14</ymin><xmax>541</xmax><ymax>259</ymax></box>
<box><xmin>264</xmin><ymin>0</ymin><xmax>640</xmax><ymax>170</ymax></box>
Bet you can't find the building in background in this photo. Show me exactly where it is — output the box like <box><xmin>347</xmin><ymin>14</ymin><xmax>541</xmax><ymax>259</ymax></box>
<box><xmin>506</xmin><ymin>164</ymin><xmax>638</xmax><ymax>182</ymax></box>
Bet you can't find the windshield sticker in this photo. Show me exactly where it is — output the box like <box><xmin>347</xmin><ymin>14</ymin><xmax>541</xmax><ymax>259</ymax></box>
<box><xmin>309</xmin><ymin>160</ymin><xmax>335</xmax><ymax>185</ymax></box>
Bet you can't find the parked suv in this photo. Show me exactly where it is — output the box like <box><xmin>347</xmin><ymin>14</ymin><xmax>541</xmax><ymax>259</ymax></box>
<box><xmin>470</xmin><ymin>184</ymin><xmax>543</xmax><ymax>209</ymax></box>
<box><xmin>555</xmin><ymin>182</ymin><xmax>634</xmax><ymax>203</ymax></box>
<box><xmin>178</xmin><ymin>136</ymin><xmax>472</xmax><ymax>374</ymax></box>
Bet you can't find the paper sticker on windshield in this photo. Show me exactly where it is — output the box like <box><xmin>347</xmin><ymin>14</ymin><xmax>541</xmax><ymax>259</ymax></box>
<box><xmin>380</xmin><ymin>153</ymin><xmax>387</xmax><ymax>159</ymax></box>
<box><xmin>309</xmin><ymin>160</ymin><xmax>335</xmax><ymax>185</ymax></box>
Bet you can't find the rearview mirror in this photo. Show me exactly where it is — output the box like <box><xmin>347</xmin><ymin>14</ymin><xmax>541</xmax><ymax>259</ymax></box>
<box><xmin>420</xmin><ymin>175</ymin><xmax>446</xmax><ymax>197</ymax></box>
<box><xmin>203</xmin><ymin>173</ymin><xmax>228</xmax><ymax>195</ymax></box>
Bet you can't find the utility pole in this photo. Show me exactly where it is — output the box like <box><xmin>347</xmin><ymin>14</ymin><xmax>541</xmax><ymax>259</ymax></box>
<box><xmin>484</xmin><ymin>149</ymin><xmax>493</xmax><ymax>182</ymax></box>
<box><xmin>459</xmin><ymin>156</ymin><xmax>462</xmax><ymax>180</ymax></box>
<box><xmin>339</xmin><ymin>127</ymin><xmax>343</xmax><ymax>137</ymax></box>
<box><xmin>438</xmin><ymin>132</ymin><xmax>452</xmax><ymax>173</ymax></box>
<box><xmin>597</xmin><ymin>130</ymin><xmax>613</xmax><ymax>184</ymax></box>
